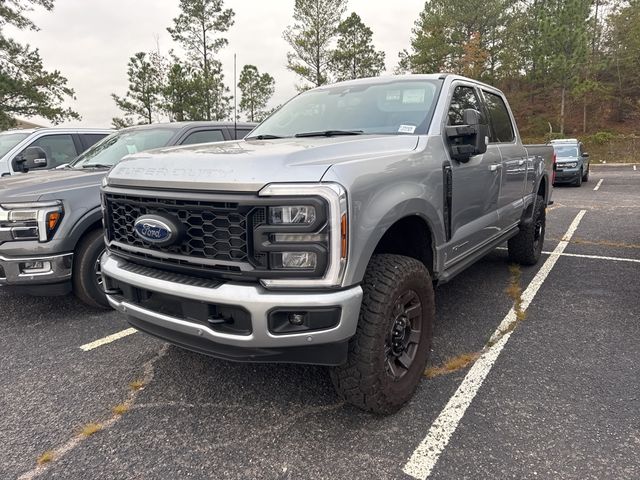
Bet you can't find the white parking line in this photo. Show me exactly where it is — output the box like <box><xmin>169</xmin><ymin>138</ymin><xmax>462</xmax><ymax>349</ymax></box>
<box><xmin>79</xmin><ymin>328</ymin><xmax>137</xmax><ymax>351</ymax></box>
<box><xmin>594</xmin><ymin>179</ymin><xmax>604</xmax><ymax>191</ymax></box>
<box><xmin>496</xmin><ymin>247</ymin><xmax>640</xmax><ymax>264</ymax></box>
<box><xmin>545</xmin><ymin>251</ymin><xmax>640</xmax><ymax>264</ymax></box>
<box><xmin>634</xmin><ymin>165</ymin><xmax>637</xmax><ymax>171</ymax></box>
<box><xmin>402</xmin><ymin>210</ymin><xmax>587</xmax><ymax>480</ymax></box>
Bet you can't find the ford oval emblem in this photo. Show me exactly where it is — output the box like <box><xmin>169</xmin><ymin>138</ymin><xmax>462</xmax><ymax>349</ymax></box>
<box><xmin>133</xmin><ymin>215</ymin><xmax>177</xmax><ymax>246</ymax></box>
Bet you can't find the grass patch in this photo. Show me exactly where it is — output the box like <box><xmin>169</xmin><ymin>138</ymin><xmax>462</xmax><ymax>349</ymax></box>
<box><xmin>506</xmin><ymin>264</ymin><xmax>526</xmax><ymax>322</ymax></box>
<box><xmin>425</xmin><ymin>352</ymin><xmax>480</xmax><ymax>378</ymax></box>
<box><xmin>129</xmin><ymin>380</ymin><xmax>145</xmax><ymax>391</ymax></box>
<box><xmin>80</xmin><ymin>423</ymin><xmax>102</xmax><ymax>437</ymax></box>
<box><xmin>37</xmin><ymin>451</ymin><xmax>54</xmax><ymax>465</ymax></box>
<box><xmin>112</xmin><ymin>403</ymin><xmax>129</xmax><ymax>415</ymax></box>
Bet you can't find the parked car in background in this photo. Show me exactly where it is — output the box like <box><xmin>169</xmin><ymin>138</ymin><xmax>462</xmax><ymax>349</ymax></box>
<box><xmin>0</xmin><ymin>121</ymin><xmax>255</xmax><ymax>308</ymax></box>
<box><xmin>99</xmin><ymin>74</ymin><xmax>554</xmax><ymax>413</ymax></box>
<box><xmin>0</xmin><ymin>128</ymin><xmax>113</xmax><ymax>176</ymax></box>
<box><xmin>551</xmin><ymin>138</ymin><xmax>590</xmax><ymax>186</ymax></box>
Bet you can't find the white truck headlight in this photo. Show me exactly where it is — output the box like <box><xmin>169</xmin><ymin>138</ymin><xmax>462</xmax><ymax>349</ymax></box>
<box><xmin>257</xmin><ymin>183</ymin><xmax>348</xmax><ymax>288</ymax></box>
<box><xmin>272</xmin><ymin>251</ymin><xmax>318</xmax><ymax>269</ymax></box>
<box><xmin>269</xmin><ymin>205</ymin><xmax>316</xmax><ymax>225</ymax></box>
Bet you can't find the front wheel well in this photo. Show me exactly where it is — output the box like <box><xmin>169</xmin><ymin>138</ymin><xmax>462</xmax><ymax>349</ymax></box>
<box><xmin>372</xmin><ymin>216</ymin><xmax>434</xmax><ymax>275</ymax></box>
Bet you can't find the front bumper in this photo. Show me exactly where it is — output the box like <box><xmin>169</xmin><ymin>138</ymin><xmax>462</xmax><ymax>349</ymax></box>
<box><xmin>0</xmin><ymin>252</ymin><xmax>73</xmax><ymax>287</ymax></box>
<box><xmin>554</xmin><ymin>164</ymin><xmax>582</xmax><ymax>183</ymax></box>
<box><xmin>101</xmin><ymin>253</ymin><xmax>363</xmax><ymax>365</ymax></box>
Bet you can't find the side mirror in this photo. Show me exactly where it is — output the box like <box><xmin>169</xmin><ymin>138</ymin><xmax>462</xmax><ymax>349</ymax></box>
<box><xmin>582</xmin><ymin>152</ymin><xmax>589</xmax><ymax>158</ymax></box>
<box><xmin>14</xmin><ymin>146</ymin><xmax>48</xmax><ymax>172</ymax></box>
<box><xmin>445</xmin><ymin>108</ymin><xmax>488</xmax><ymax>162</ymax></box>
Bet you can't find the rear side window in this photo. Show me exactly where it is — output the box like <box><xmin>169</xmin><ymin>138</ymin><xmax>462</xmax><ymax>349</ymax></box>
<box><xmin>236</xmin><ymin>129</ymin><xmax>253</xmax><ymax>139</ymax></box>
<box><xmin>447</xmin><ymin>86</ymin><xmax>481</xmax><ymax>126</ymax></box>
<box><xmin>28</xmin><ymin>134</ymin><xmax>78</xmax><ymax>167</ymax></box>
<box><xmin>482</xmin><ymin>91</ymin><xmax>515</xmax><ymax>143</ymax></box>
<box><xmin>181</xmin><ymin>130</ymin><xmax>225</xmax><ymax>145</ymax></box>
<box><xmin>80</xmin><ymin>133</ymin><xmax>109</xmax><ymax>150</ymax></box>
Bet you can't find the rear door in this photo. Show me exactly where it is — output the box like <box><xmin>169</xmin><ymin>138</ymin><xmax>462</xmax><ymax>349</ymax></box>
<box><xmin>480</xmin><ymin>89</ymin><xmax>527</xmax><ymax>230</ymax></box>
<box><xmin>445</xmin><ymin>83</ymin><xmax>502</xmax><ymax>266</ymax></box>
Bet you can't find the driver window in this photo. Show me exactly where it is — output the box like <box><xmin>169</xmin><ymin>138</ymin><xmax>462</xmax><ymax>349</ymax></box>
<box><xmin>26</xmin><ymin>134</ymin><xmax>78</xmax><ymax>168</ymax></box>
<box><xmin>447</xmin><ymin>86</ymin><xmax>481</xmax><ymax>126</ymax></box>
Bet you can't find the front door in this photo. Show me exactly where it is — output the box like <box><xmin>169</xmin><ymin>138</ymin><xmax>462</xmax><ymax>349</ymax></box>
<box><xmin>445</xmin><ymin>84</ymin><xmax>502</xmax><ymax>267</ymax></box>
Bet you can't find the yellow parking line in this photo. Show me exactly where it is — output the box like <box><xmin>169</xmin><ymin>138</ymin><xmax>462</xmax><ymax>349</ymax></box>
<box><xmin>79</xmin><ymin>328</ymin><xmax>137</xmax><ymax>351</ymax></box>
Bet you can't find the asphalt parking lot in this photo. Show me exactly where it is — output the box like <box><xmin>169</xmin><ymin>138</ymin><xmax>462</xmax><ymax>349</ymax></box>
<box><xmin>1</xmin><ymin>164</ymin><xmax>638</xmax><ymax>480</ymax></box>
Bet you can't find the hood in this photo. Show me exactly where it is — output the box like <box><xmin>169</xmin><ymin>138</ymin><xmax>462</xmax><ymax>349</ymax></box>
<box><xmin>0</xmin><ymin>168</ymin><xmax>107</xmax><ymax>203</ymax></box>
<box><xmin>106</xmin><ymin>135</ymin><xmax>420</xmax><ymax>192</ymax></box>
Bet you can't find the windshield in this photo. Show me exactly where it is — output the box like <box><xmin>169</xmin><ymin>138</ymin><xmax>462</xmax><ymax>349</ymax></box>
<box><xmin>70</xmin><ymin>128</ymin><xmax>176</xmax><ymax>168</ymax></box>
<box><xmin>554</xmin><ymin>145</ymin><xmax>578</xmax><ymax>157</ymax></box>
<box><xmin>248</xmin><ymin>79</ymin><xmax>442</xmax><ymax>139</ymax></box>
<box><xmin>0</xmin><ymin>132</ymin><xmax>30</xmax><ymax>158</ymax></box>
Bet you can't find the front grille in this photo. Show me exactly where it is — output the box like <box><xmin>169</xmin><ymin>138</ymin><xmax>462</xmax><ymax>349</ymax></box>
<box><xmin>105</xmin><ymin>193</ymin><xmax>257</xmax><ymax>266</ymax></box>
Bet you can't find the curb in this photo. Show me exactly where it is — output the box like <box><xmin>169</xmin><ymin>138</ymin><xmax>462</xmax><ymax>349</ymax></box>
<box><xmin>591</xmin><ymin>163</ymin><xmax>637</xmax><ymax>167</ymax></box>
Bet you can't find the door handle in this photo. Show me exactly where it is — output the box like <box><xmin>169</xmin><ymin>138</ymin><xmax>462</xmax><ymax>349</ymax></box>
<box><xmin>489</xmin><ymin>164</ymin><xmax>502</xmax><ymax>172</ymax></box>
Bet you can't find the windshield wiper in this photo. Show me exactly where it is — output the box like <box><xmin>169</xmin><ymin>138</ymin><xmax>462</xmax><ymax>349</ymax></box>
<box><xmin>294</xmin><ymin>130</ymin><xmax>363</xmax><ymax>138</ymax></box>
<box><xmin>80</xmin><ymin>163</ymin><xmax>113</xmax><ymax>169</ymax></box>
<box><xmin>245</xmin><ymin>134</ymin><xmax>284</xmax><ymax>140</ymax></box>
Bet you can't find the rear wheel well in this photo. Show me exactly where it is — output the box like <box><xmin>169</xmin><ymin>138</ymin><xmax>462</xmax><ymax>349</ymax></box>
<box><xmin>537</xmin><ymin>177</ymin><xmax>547</xmax><ymax>203</ymax></box>
<box><xmin>372</xmin><ymin>216</ymin><xmax>434</xmax><ymax>275</ymax></box>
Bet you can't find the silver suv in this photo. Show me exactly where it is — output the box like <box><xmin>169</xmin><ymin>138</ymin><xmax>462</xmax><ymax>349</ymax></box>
<box><xmin>0</xmin><ymin>127</ymin><xmax>112</xmax><ymax>176</ymax></box>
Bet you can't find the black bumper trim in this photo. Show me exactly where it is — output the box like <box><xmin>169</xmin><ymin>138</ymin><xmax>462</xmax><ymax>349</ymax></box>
<box><xmin>126</xmin><ymin>315</ymin><xmax>349</xmax><ymax>366</ymax></box>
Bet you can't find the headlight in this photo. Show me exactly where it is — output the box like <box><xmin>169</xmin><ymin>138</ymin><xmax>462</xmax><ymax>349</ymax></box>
<box><xmin>272</xmin><ymin>251</ymin><xmax>318</xmax><ymax>269</ymax></box>
<box><xmin>0</xmin><ymin>201</ymin><xmax>64</xmax><ymax>242</ymax></box>
<box><xmin>269</xmin><ymin>205</ymin><xmax>316</xmax><ymax>225</ymax></box>
<box><xmin>257</xmin><ymin>183</ymin><xmax>348</xmax><ymax>288</ymax></box>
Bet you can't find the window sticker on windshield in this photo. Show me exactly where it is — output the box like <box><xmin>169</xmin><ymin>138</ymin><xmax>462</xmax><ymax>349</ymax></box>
<box><xmin>398</xmin><ymin>125</ymin><xmax>416</xmax><ymax>134</ymax></box>
<box><xmin>126</xmin><ymin>145</ymin><xmax>138</xmax><ymax>154</ymax></box>
<box><xmin>386</xmin><ymin>90</ymin><xmax>402</xmax><ymax>102</ymax></box>
<box><xmin>402</xmin><ymin>89</ymin><xmax>426</xmax><ymax>104</ymax></box>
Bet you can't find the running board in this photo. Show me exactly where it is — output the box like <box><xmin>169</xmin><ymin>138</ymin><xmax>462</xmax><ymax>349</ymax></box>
<box><xmin>436</xmin><ymin>227</ymin><xmax>520</xmax><ymax>285</ymax></box>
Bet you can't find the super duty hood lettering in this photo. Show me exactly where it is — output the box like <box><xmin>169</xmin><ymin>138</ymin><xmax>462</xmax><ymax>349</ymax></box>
<box><xmin>107</xmin><ymin>136</ymin><xmax>420</xmax><ymax>192</ymax></box>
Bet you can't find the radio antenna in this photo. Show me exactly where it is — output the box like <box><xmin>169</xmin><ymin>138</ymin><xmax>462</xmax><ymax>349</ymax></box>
<box><xmin>233</xmin><ymin>53</ymin><xmax>237</xmax><ymax>139</ymax></box>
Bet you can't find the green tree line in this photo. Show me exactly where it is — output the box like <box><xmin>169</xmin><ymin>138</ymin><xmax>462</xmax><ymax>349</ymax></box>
<box><xmin>398</xmin><ymin>0</ymin><xmax>640</xmax><ymax>137</ymax></box>
<box><xmin>3</xmin><ymin>0</ymin><xmax>640</xmax><ymax>136</ymax></box>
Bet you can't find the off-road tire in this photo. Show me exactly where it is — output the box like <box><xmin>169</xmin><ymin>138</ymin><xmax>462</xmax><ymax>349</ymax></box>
<box><xmin>330</xmin><ymin>254</ymin><xmax>435</xmax><ymax>414</ymax></box>
<box><xmin>574</xmin><ymin>169</ymin><xmax>583</xmax><ymax>187</ymax></box>
<box><xmin>73</xmin><ymin>229</ymin><xmax>110</xmax><ymax>309</ymax></box>
<box><xmin>582</xmin><ymin>165</ymin><xmax>590</xmax><ymax>182</ymax></box>
<box><xmin>508</xmin><ymin>195</ymin><xmax>546</xmax><ymax>266</ymax></box>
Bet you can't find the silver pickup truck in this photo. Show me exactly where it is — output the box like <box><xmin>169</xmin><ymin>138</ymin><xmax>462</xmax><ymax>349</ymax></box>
<box><xmin>100</xmin><ymin>74</ymin><xmax>554</xmax><ymax>414</ymax></box>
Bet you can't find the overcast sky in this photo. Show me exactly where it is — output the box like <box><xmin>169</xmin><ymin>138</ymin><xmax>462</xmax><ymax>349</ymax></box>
<box><xmin>10</xmin><ymin>0</ymin><xmax>425</xmax><ymax>128</ymax></box>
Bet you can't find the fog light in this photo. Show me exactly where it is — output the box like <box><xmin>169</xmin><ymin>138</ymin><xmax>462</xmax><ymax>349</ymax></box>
<box><xmin>288</xmin><ymin>312</ymin><xmax>306</xmax><ymax>326</ymax></box>
<box><xmin>272</xmin><ymin>252</ymin><xmax>317</xmax><ymax>269</ymax></box>
<box><xmin>20</xmin><ymin>261</ymin><xmax>52</xmax><ymax>274</ymax></box>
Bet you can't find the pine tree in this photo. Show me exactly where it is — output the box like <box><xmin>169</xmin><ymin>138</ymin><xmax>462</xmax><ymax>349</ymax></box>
<box><xmin>167</xmin><ymin>0</ymin><xmax>235</xmax><ymax>120</ymax></box>
<box><xmin>283</xmin><ymin>0</ymin><xmax>347</xmax><ymax>88</ymax></box>
<box><xmin>330</xmin><ymin>13</ymin><xmax>385</xmax><ymax>81</ymax></box>
<box><xmin>0</xmin><ymin>0</ymin><xmax>80</xmax><ymax>129</ymax></box>
<box><xmin>238</xmin><ymin>65</ymin><xmax>275</xmax><ymax>122</ymax></box>
<box><xmin>111</xmin><ymin>52</ymin><xmax>163</xmax><ymax>124</ymax></box>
